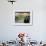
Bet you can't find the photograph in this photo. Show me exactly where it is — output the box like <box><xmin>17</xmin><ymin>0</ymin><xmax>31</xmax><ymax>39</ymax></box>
<box><xmin>15</xmin><ymin>11</ymin><xmax>32</xmax><ymax>26</ymax></box>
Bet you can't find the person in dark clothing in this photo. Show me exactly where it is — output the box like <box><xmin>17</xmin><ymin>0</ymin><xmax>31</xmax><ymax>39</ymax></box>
<box><xmin>24</xmin><ymin>16</ymin><xmax>30</xmax><ymax>23</ymax></box>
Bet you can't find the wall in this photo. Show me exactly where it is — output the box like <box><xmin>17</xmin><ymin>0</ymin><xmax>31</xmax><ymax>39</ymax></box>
<box><xmin>0</xmin><ymin>0</ymin><xmax>46</xmax><ymax>42</ymax></box>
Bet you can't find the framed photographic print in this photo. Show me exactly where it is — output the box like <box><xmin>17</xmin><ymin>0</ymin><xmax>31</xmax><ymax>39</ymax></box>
<box><xmin>14</xmin><ymin>11</ymin><xmax>33</xmax><ymax>26</ymax></box>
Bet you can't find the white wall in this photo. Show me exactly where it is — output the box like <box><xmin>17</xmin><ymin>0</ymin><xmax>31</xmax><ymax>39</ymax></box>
<box><xmin>0</xmin><ymin>0</ymin><xmax>46</xmax><ymax>42</ymax></box>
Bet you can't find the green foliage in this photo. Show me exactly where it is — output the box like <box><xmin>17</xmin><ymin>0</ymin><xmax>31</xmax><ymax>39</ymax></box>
<box><xmin>16</xmin><ymin>15</ymin><xmax>26</xmax><ymax>20</ymax></box>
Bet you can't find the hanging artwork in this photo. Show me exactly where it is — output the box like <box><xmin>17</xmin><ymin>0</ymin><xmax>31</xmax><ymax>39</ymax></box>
<box><xmin>15</xmin><ymin>11</ymin><xmax>33</xmax><ymax>26</ymax></box>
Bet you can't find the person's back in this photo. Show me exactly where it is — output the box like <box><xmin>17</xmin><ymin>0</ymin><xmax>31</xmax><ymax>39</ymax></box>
<box><xmin>24</xmin><ymin>16</ymin><xmax>30</xmax><ymax>23</ymax></box>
